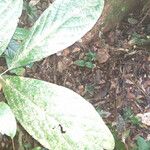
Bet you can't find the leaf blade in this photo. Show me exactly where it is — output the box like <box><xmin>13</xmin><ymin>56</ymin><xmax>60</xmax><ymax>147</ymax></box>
<box><xmin>0</xmin><ymin>102</ymin><xmax>17</xmax><ymax>138</ymax></box>
<box><xmin>3</xmin><ymin>75</ymin><xmax>114</xmax><ymax>150</ymax></box>
<box><xmin>9</xmin><ymin>0</ymin><xmax>104</xmax><ymax>69</ymax></box>
<box><xmin>0</xmin><ymin>0</ymin><xmax>23</xmax><ymax>56</ymax></box>
<box><xmin>137</xmin><ymin>136</ymin><xmax>150</xmax><ymax>150</ymax></box>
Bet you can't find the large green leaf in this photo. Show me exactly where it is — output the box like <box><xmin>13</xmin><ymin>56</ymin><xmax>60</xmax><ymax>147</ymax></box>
<box><xmin>9</xmin><ymin>0</ymin><xmax>104</xmax><ymax>69</ymax></box>
<box><xmin>0</xmin><ymin>0</ymin><xmax>23</xmax><ymax>56</ymax></box>
<box><xmin>0</xmin><ymin>102</ymin><xmax>17</xmax><ymax>138</ymax></box>
<box><xmin>136</xmin><ymin>136</ymin><xmax>150</xmax><ymax>150</ymax></box>
<box><xmin>5</xmin><ymin>27</ymin><xmax>30</xmax><ymax>75</ymax></box>
<box><xmin>2</xmin><ymin>76</ymin><xmax>114</xmax><ymax>150</ymax></box>
<box><xmin>13</xmin><ymin>27</ymin><xmax>30</xmax><ymax>41</ymax></box>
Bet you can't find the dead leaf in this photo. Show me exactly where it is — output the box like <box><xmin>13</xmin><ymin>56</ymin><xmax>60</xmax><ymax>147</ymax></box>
<box><xmin>96</xmin><ymin>48</ymin><xmax>110</xmax><ymax>64</ymax></box>
<box><xmin>137</xmin><ymin>112</ymin><xmax>150</xmax><ymax>126</ymax></box>
<box><xmin>57</xmin><ymin>58</ymin><xmax>73</xmax><ymax>72</ymax></box>
<box><xmin>29</xmin><ymin>0</ymin><xmax>40</xmax><ymax>6</ymax></box>
<box><xmin>77</xmin><ymin>85</ymin><xmax>84</xmax><ymax>95</ymax></box>
<box><xmin>127</xmin><ymin>90</ymin><xmax>136</xmax><ymax>100</ymax></box>
<box><xmin>62</xmin><ymin>49</ymin><xmax>70</xmax><ymax>57</ymax></box>
<box><xmin>147</xmin><ymin>134</ymin><xmax>150</xmax><ymax>141</ymax></box>
<box><xmin>125</xmin><ymin>79</ymin><xmax>134</xmax><ymax>85</ymax></box>
<box><xmin>72</xmin><ymin>47</ymin><xmax>81</xmax><ymax>53</ymax></box>
<box><xmin>144</xmin><ymin>80</ymin><xmax>150</xmax><ymax>88</ymax></box>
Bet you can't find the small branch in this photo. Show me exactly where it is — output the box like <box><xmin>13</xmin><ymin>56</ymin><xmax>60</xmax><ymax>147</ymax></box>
<box><xmin>0</xmin><ymin>68</ymin><xmax>10</xmax><ymax>77</ymax></box>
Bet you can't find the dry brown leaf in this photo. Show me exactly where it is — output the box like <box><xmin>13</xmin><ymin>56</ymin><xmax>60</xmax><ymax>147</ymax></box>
<box><xmin>62</xmin><ymin>48</ymin><xmax>70</xmax><ymax>56</ymax></box>
<box><xmin>57</xmin><ymin>58</ymin><xmax>73</xmax><ymax>72</ymax></box>
<box><xmin>29</xmin><ymin>0</ymin><xmax>40</xmax><ymax>6</ymax></box>
<box><xmin>72</xmin><ymin>47</ymin><xmax>81</xmax><ymax>53</ymax></box>
<box><xmin>137</xmin><ymin>112</ymin><xmax>150</xmax><ymax>126</ymax></box>
<box><xmin>96</xmin><ymin>48</ymin><xmax>110</xmax><ymax>64</ymax></box>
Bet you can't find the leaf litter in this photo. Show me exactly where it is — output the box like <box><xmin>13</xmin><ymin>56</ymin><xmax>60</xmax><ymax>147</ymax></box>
<box><xmin>0</xmin><ymin>0</ymin><xmax>150</xmax><ymax>149</ymax></box>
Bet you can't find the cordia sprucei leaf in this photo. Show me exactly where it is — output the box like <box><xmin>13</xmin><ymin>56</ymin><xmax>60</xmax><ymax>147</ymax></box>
<box><xmin>9</xmin><ymin>0</ymin><xmax>104</xmax><ymax>69</ymax></box>
<box><xmin>0</xmin><ymin>0</ymin><xmax>23</xmax><ymax>56</ymax></box>
<box><xmin>0</xmin><ymin>102</ymin><xmax>17</xmax><ymax>138</ymax></box>
<box><xmin>2</xmin><ymin>75</ymin><xmax>114</xmax><ymax>150</ymax></box>
<box><xmin>5</xmin><ymin>39</ymin><xmax>25</xmax><ymax>76</ymax></box>
<box><xmin>13</xmin><ymin>27</ymin><xmax>30</xmax><ymax>41</ymax></box>
<box><xmin>136</xmin><ymin>136</ymin><xmax>150</xmax><ymax>150</ymax></box>
<box><xmin>5</xmin><ymin>27</ymin><xmax>31</xmax><ymax>75</ymax></box>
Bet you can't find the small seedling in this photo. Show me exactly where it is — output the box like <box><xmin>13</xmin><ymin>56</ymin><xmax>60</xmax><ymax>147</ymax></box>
<box><xmin>85</xmin><ymin>84</ymin><xmax>94</xmax><ymax>94</ymax></box>
<box><xmin>136</xmin><ymin>136</ymin><xmax>150</xmax><ymax>150</ymax></box>
<box><xmin>122</xmin><ymin>107</ymin><xmax>141</xmax><ymax>126</ymax></box>
<box><xmin>74</xmin><ymin>51</ymin><xmax>96</xmax><ymax>69</ymax></box>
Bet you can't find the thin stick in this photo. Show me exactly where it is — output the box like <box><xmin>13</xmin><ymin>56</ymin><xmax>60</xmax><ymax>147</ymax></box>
<box><xmin>0</xmin><ymin>68</ymin><xmax>10</xmax><ymax>77</ymax></box>
<box><xmin>138</xmin><ymin>9</ymin><xmax>150</xmax><ymax>26</ymax></box>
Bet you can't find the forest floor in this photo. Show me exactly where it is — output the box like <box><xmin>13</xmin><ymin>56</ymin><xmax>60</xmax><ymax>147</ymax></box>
<box><xmin>0</xmin><ymin>0</ymin><xmax>150</xmax><ymax>150</ymax></box>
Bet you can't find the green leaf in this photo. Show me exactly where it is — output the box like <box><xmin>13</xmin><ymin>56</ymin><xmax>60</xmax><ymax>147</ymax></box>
<box><xmin>109</xmin><ymin>126</ymin><xmax>126</xmax><ymax>150</ymax></box>
<box><xmin>9</xmin><ymin>0</ymin><xmax>104</xmax><ymax>69</ymax></box>
<box><xmin>85</xmin><ymin>85</ymin><xmax>94</xmax><ymax>94</ymax></box>
<box><xmin>5</xmin><ymin>39</ymin><xmax>25</xmax><ymax>75</ymax></box>
<box><xmin>5</xmin><ymin>35</ymin><xmax>33</xmax><ymax>75</ymax></box>
<box><xmin>85</xmin><ymin>61</ymin><xmax>95</xmax><ymax>69</ymax></box>
<box><xmin>0</xmin><ymin>102</ymin><xmax>17</xmax><ymax>138</ymax></box>
<box><xmin>5</xmin><ymin>39</ymin><xmax>20</xmax><ymax>59</ymax></box>
<box><xmin>136</xmin><ymin>136</ymin><xmax>150</xmax><ymax>150</ymax></box>
<box><xmin>74</xmin><ymin>60</ymin><xmax>85</xmax><ymax>67</ymax></box>
<box><xmin>2</xmin><ymin>76</ymin><xmax>114</xmax><ymax>150</ymax></box>
<box><xmin>115</xmin><ymin>139</ymin><xmax>126</xmax><ymax>150</ymax></box>
<box><xmin>9</xmin><ymin>67</ymin><xmax>25</xmax><ymax>76</ymax></box>
<box><xmin>23</xmin><ymin>1</ymin><xmax>38</xmax><ymax>22</ymax></box>
<box><xmin>85</xmin><ymin>51</ymin><xmax>96</xmax><ymax>61</ymax></box>
<box><xmin>13</xmin><ymin>27</ymin><xmax>30</xmax><ymax>41</ymax></box>
<box><xmin>130</xmin><ymin>115</ymin><xmax>141</xmax><ymax>126</ymax></box>
<box><xmin>0</xmin><ymin>0</ymin><xmax>23</xmax><ymax>56</ymax></box>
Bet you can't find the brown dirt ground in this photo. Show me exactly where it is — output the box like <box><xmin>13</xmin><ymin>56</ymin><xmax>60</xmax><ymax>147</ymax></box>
<box><xmin>0</xmin><ymin>0</ymin><xmax>150</xmax><ymax>150</ymax></box>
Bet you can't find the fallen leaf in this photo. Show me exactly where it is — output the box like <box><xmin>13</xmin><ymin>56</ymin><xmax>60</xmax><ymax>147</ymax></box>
<box><xmin>127</xmin><ymin>90</ymin><xmax>136</xmax><ymax>100</ymax></box>
<box><xmin>77</xmin><ymin>85</ymin><xmax>85</xmax><ymax>95</ymax></box>
<box><xmin>147</xmin><ymin>134</ymin><xmax>150</xmax><ymax>141</ymax></box>
<box><xmin>125</xmin><ymin>79</ymin><xmax>134</xmax><ymax>85</ymax></box>
<box><xmin>144</xmin><ymin>80</ymin><xmax>150</xmax><ymax>88</ymax></box>
<box><xmin>96</xmin><ymin>48</ymin><xmax>110</xmax><ymax>64</ymax></box>
<box><xmin>29</xmin><ymin>0</ymin><xmax>40</xmax><ymax>6</ymax></box>
<box><xmin>137</xmin><ymin>112</ymin><xmax>150</xmax><ymax>126</ymax></box>
<box><xmin>57</xmin><ymin>58</ymin><xmax>73</xmax><ymax>72</ymax></box>
<box><xmin>72</xmin><ymin>47</ymin><xmax>81</xmax><ymax>53</ymax></box>
<box><xmin>62</xmin><ymin>48</ymin><xmax>70</xmax><ymax>57</ymax></box>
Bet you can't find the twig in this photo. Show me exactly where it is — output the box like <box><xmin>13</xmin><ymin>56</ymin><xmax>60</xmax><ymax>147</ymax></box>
<box><xmin>133</xmin><ymin>100</ymin><xmax>143</xmax><ymax>112</ymax></box>
<box><xmin>53</xmin><ymin>55</ymin><xmax>57</xmax><ymax>84</ymax></box>
<box><xmin>138</xmin><ymin>8</ymin><xmax>150</xmax><ymax>26</ymax></box>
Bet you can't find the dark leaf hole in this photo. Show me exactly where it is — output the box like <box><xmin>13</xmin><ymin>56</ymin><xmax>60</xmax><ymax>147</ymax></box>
<box><xmin>59</xmin><ymin>124</ymin><xmax>66</xmax><ymax>134</ymax></box>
